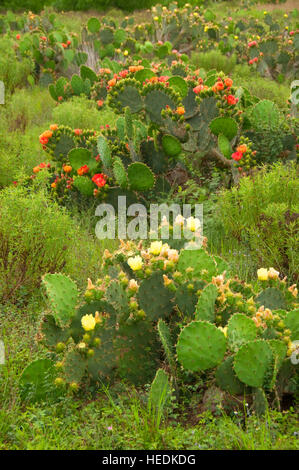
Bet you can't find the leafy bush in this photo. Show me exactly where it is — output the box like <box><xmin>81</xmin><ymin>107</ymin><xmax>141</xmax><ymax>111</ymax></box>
<box><xmin>0</xmin><ymin>175</ymin><xmax>106</xmax><ymax>301</ymax></box>
<box><xmin>52</xmin><ymin>96</ymin><xmax>117</xmax><ymax>130</ymax></box>
<box><xmin>191</xmin><ymin>51</ymin><xmax>237</xmax><ymax>75</ymax></box>
<box><xmin>216</xmin><ymin>163</ymin><xmax>299</xmax><ymax>280</ymax></box>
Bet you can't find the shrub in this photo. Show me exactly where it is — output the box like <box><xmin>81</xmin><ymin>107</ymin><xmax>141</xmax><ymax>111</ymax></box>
<box><xmin>0</xmin><ymin>175</ymin><xmax>108</xmax><ymax>301</ymax></box>
<box><xmin>191</xmin><ymin>51</ymin><xmax>237</xmax><ymax>75</ymax></box>
<box><xmin>52</xmin><ymin>96</ymin><xmax>117</xmax><ymax>130</ymax></box>
<box><xmin>232</xmin><ymin>67</ymin><xmax>290</xmax><ymax>109</ymax></box>
<box><xmin>216</xmin><ymin>163</ymin><xmax>299</xmax><ymax>281</ymax></box>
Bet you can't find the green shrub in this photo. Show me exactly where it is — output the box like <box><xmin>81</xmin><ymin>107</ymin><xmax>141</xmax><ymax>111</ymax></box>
<box><xmin>52</xmin><ymin>96</ymin><xmax>118</xmax><ymax>129</ymax></box>
<box><xmin>0</xmin><ymin>175</ymin><xmax>109</xmax><ymax>301</ymax></box>
<box><xmin>216</xmin><ymin>163</ymin><xmax>299</xmax><ymax>280</ymax></box>
<box><xmin>232</xmin><ymin>67</ymin><xmax>290</xmax><ymax>109</ymax></box>
<box><xmin>2</xmin><ymin>87</ymin><xmax>54</xmax><ymax>132</ymax></box>
<box><xmin>191</xmin><ymin>51</ymin><xmax>237</xmax><ymax>75</ymax></box>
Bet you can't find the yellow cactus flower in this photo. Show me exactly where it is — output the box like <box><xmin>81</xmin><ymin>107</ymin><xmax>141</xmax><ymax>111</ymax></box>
<box><xmin>268</xmin><ymin>267</ymin><xmax>279</xmax><ymax>280</ymax></box>
<box><xmin>218</xmin><ymin>326</ymin><xmax>227</xmax><ymax>337</ymax></box>
<box><xmin>149</xmin><ymin>241</ymin><xmax>163</xmax><ymax>255</ymax></box>
<box><xmin>257</xmin><ymin>268</ymin><xmax>268</xmax><ymax>281</ymax></box>
<box><xmin>186</xmin><ymin>216</ymin><xmax>201</xmax><ymax>232</ymax></box>
<box><xmin>128</xmin><ymin>255</ymin><xmax>143</xmax><ymax>271</ymax></box>
<box><xmin>81</xmin><ymin>314</ymin><xmax>96</xmax><ymax>331</ymax></box>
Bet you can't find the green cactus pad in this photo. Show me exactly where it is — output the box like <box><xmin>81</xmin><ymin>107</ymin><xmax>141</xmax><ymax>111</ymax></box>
<box><xmin>64</xmin><ymin>350</ymin><xmax>86</xmax><ymax>384</ymax></box>
<box><xmin>255</xmin><ymin>287</ymin><xmax>286</xmax><ymax>311</ymax></box>
<box><xmin>176</xmin><ymin>321</ymin><xmax>226</xmax><ymax>372</ymax></box>
<box><xmin>73</xmin><ymin>176</ymin><xmax>95</xmax><ymax>196</ymax></box>
<box><xmin>168</xmin><ymin>76</ymin><xmax>188</xmax><ymax>97</ymax></box>
<box><xmin>55</xmin><ymin>76</ymin><xmax>67</xmax><ymax>98</ymax></box>
<box><xmin>127</xmin><ymin>162</ymin><xmax>155</xmax><ymax>191</ymax></box>
<box><xmin>97</xmin><ymin>136</ymin><xmax>112</xmax><ymax>169</ymax></box>
<box><xmin>70</xmin><ymin>300</ymin><xmax>116</xmax><ymax>343</ymax></box>
<box><xmin>87</xmin><ymin>17</ymin><xmax>101</xmax><ymax>33</ymax></box>
<box><xmin>40</xmin><ymin>314</ymin><xmax>70</xmax><ymax>349</ymax></box>
<box><xmin>54</xmin><ymin>134</ymin><xmax>76</xmax><ymax>160</ymax></box>
<box><xmin>134</xmin><ymin>68</ymin><xmax>156</xmax><ymax>83</ymax></box>
<box><xmin>216</xmin><ymin>356</ymin><xmax>247</xmax><ymax>395</ymax></box>
<box><xmin>218</xmin><ymin>134</ymin><xmax>232</xmax><ymax>158</ymax></box>
<box><xmin>183</xmin><ymin>87</ymin><xmax>198</xmax><ymax>118</ymax></box>
<box><xmin>42</xmin><ymin>273</ymin><xmax>78</xmax><ymax>328</ymax></box>
<box><xmin>87</xmin><ymin>329</ymin><xmax>116</xmax><ymax>383</ymax></box>
<box><xmin>195</xmin><ymin>283</ymin><xmax>218</xmax><ymax>323</ymax></box>
<box><xmin>213</xmin><ymin>256</ymin><xmax>231</xmax><ymax>276</ymax></box>
<box><xmin>106</xmin><ymin>281</ymin><xmax>129</xmax><ymax>317</ymax></box>
<box><xmin>249</xmin><ymin>100</ymin><xmax>280</xmax><ymax>131</ymax></box>
<box><xmin>68</xmin><ymin>147</ymin><xmax>97</xmax><ymax>171</ymax></box>
<box><xmin>71</xmin><ymin>74</ymin><xmax>84</xmax><ymax>95</ymax></box>
<box><xmin>49</xmin><ymin>83</ymin><xmax>58</xmax><ymax>101</ymax></box>
<box><xmin>19</xmin><ymin>359</ymin><xmax>57</xmax><ymax>403</ymax></box>
<box><xmin>209</xmin><ymin>117</ymin><xmax>238</xmax><ymax>141</ymax></box>
<box><xmin>80</xmin><ymin>65</ymin><xmax>97</xmax><ymax>84</ymax></box>
<box><xmin>149</xmin><ymin>368</ymin><xmax>170</xmax><ymax>414</ymax></box>
<box><xmin>284</xmin><ymin>309</ymin><xmax>299</xmax><ymax>341</ymax></box>
<box><xmin>177</xmin><ymin>249</ymin><xmax>217</xmax><ymax>280</ymax></box>
<box><xmin>175</xmin><ymin>285</ymin><xmax>198</xmax><ymax>317</ymax></box>
<box><xmin>162</xmin><ymin>135</ymin><xmax>182</xmax><ymax>157</ymax></box>
<box><xmin>157</xmin><ymin>319</ymin><xmax>176</xmax><ymax>376</ymax></box>
<box><xmin>252</xmin><ymin>388</ymin><xmax>268</xmax><ymax>416</ymax></box>
<box><xmin>114</xmin><ymin>84</ymin><xmax>143</xmax><ymax>114</ymax></box>
<box><xmin>138</xmin><ymin>272</ymin><xmax>174</xmax><ymax>321</ymax></box>
<box><xmin>113</xmin><ymin>157</ymin><xmax>128</xmax><ymax>188</ymax></box>
<box><xmin>234</xmin><ymin>340</ymin><xmax>273</xmax><ymax>388</ymax></box>
<box><xmin>116</xmin><ymin>320</ymin><xmax>160</xmax><ymax>385</ymax></box>
<box><xmin>140</xmin><ymin>140</ymin><xmax>168</xmax><ymax>174</ymax></box>
<box><xmin>227</xmin><ymin>313</ymin><xmax>257</xmax><ymax>352</ymax></box>
<box><xmin>144</xmin><ymin>89</ymin><xmax>178</xmax><ymax>124</ymax></box>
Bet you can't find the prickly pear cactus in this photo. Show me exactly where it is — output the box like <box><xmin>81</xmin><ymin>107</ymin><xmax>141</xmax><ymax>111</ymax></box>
<box><xmin>176</xmin><ymin>321</ymin><xmax>227</xmax><ymax>372</ymax></box>
<box><xmin>42</xmin><ymin>273</ymin><xmax>78</xmax><ymax>328</ymax></box>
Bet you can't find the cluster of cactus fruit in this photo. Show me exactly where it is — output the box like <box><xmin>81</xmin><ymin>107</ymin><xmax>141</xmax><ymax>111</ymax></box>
<box><xmin>20</xmin><ymin>221</ymin><xmax>298</xmax><ymax>412</ymax></box>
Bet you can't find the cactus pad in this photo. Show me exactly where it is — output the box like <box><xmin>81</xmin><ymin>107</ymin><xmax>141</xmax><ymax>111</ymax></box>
<box><xmin>216</xmin><ymin>356</ymin><xmax>246</xmax><ymax>395</ymax></box>
<box><xmin>195</xmin><ymin>283</ymin><xmax>218</xmax><ymax>322</ymax></box>
<box><xmin>19</xmin><ymin>359</ymin><xmax>56</xmax><ymax>403</ymax></box>
<box><xmin>64</xmin><ymin>350</ymin><xmax>86</xmax><ymax>384</ymax></box>
<box><xmin>127</xmin><ymin>162</ymin><xmax>155</xmax><ymax>191</ymax></box>
<box><xmin>138</xmin><ymin>272</ymin><xmax>174</xmax><ymax>321</ymax></box>
<box><xmin>209</xmin><ymin>117</ymin><xmax>238</xmax><ymax>141</ymax></box>
<box><xmin>284</xmin><ymin>309</ymin><xmax>299</xmax><ymax>341</ymax></box>
<box><xmin>42</xmin><ymin>273</ymin><xmax>78</xmax><ymax>328</ymax></box>
<box><xmin>255</xmin><ymin>287</ymin><xmax>286</xmax><ymax>311</ymax></box>
<box><xmin>234</xmin><ymin>340</ymin><xmax>273</xmax><ymax>388</ymax></box>
<box><xmin>68</xmin><ymin>147</ymin><xmax>97</xmax><ymax>171</ymax></box>
<box><xmin>176</xmin><ymin>320</ymin><xmax>226</xmax><ymax>372</ymax></box>
<box><xmin>157</xmin><ymin>319</ymin><xmax>176</xmax><ymax>376</ymax></box>
<box><xmin>162</xmin><ymin>135</ymin><xmax>182</xmax><ymax>157</ymax></box>
<box><xmin>177</xmin><ymin>249</ymin><xmax>217</xmax><ymax>280</ymax></box>
<box><xmin>227</xmin><ymin>313</ymin><xmax>257</xmax><ymax>352</ymax></box>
